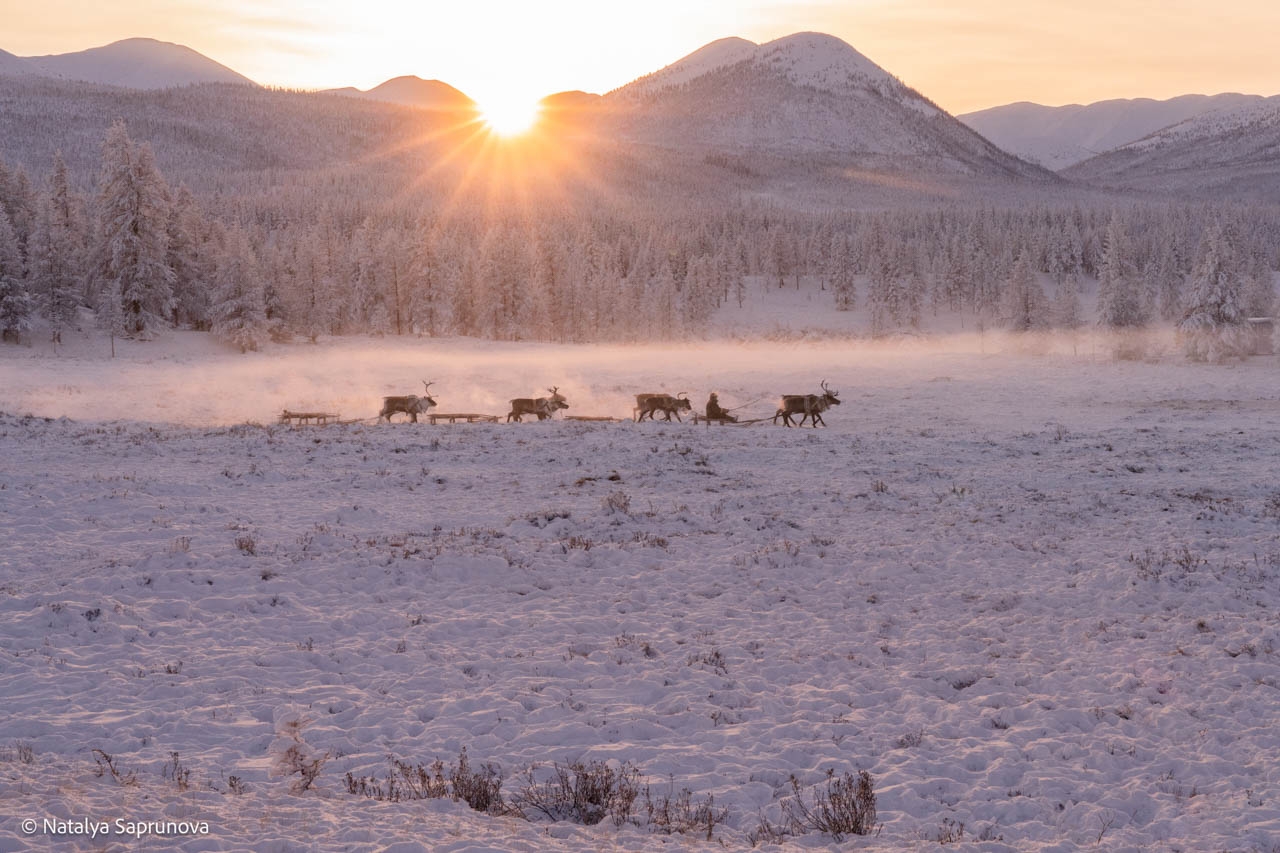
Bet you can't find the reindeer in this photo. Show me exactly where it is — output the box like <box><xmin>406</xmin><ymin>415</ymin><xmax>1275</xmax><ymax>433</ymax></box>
<box><xmin>379</xmin><ymin>380</ymin><xmax>437</xmax><ymax>423</ymax></box>
<box><xmin>774</xmin><ymin>380</ymin><xmax>840</xmax><ymax>428</ymax></box>
<box><xmin>634</xmin><ymin>392</ymin><xmax>693</xmax><ymax>422</ymax></box>
<box><xmin>508</xmin><ymin>387</ymin><xmax>569</xmax><ymax>422</ymax></box>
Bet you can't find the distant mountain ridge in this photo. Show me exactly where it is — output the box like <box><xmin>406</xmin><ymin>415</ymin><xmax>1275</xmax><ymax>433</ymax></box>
<box><xmin>1</xmin><ymin>38</ymin><xmax>256</xmax><ymax>89</ymax></box>
<box><xmin>602</xmin><ymin>32</ymin><xmax>1048</xmax><ymax>181</ymax></box>
<box><xmin>1062</xmin><ymin>95</ymin><xmax>1280</xmax><ymax>198</ymax></box>
<box><xmin>3</xmin><ymin>32</ymin><xmax>1276</xmax><ymax>202</ymax></box>
<box><xmin>959</xmin><ymin>94</ymin><xmax>1268</xmax><ymax>171</ymax></box>
<box><xmin>323</xmin><ymin>76</ymin><xmax>475</xmax><ymax>110</ymax></box>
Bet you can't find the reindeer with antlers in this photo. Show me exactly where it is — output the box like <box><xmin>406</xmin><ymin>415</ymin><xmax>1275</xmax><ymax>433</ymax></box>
<box><xmin>379</xmin><ymin>380</ymin><xmax>438</xmax><ymax>423</ymax></box>
<box><xmin>634</xmin><ymin>392</ymin><xmax>693</xmax><ymax>422</ymax></box>
<box><xmin>774</xmin><ymin>380</ymin><xmax>841</xmax><ymax>428</ymax></box>
<box><xmin>507</xmin><ymin>387</ymin><xmax>570</xmax><ymax>422</ymax></box>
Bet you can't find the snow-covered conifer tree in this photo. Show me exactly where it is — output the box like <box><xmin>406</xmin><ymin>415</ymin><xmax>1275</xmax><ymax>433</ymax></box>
<box><xmin>210</xmin><ymin>226</ymin><xmax>269</xmax><ymax>352</ymax></box>
<box><xmin>27</xmin><ymin>154</ymin><xmax>82</xmax><ymax>339</ymax></box>
<box><xmin>1096</xmin><ymin>213</ymin><xmax>1145</xmax><ymax>330</ymax></box>
<box><xmin>93</xmin><ymin>121</ymin><xmax>174</xmax><ymax>337</ymax></box>
<box><xmin>0</xmin><ymin>208</ymin><xmax>35</xmax><ymax>342</ymax></box>
<box><xmin>1178</xmin><ymin>224</ymin><xmax>1249</xmax><ymax>361</ymax></box>
<box><xmin>1006</xmin><ymin>252</ymin><xmax>1047</xmax><ymax>332</ymax></box>
<box><xmin>167</xmin><ymin>185</ymin><xmax>212</xmax><ymax>329</ymax></box>
<box><xmin>830</xmin><ymin>232</ymin><xmax>856</xmax><ymax>311</ymax></box>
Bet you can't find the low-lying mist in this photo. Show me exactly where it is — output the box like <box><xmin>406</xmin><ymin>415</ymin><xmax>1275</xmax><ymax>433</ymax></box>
<box><xmin>0</xmin><ymin>326</ymin><xmax>1249</xmax><ymax>429</ymax></box>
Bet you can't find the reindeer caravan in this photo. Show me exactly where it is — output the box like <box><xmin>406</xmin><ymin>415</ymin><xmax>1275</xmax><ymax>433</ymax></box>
<box><xmin>373</xmin><ymin>381</ymin><xmax>842</xmax><ymax>427</ymax></box>
<box><xmin>285</xmin><ymin>379</ymin><xmax>841</xmax><ymax>428</ymax></box>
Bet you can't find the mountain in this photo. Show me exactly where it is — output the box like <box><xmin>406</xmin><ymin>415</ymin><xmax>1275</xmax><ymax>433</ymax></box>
<box><xmin>603</xmin><ymin>32</ymin><xmax>1050</xmax><ymax>181</ymax></box>
<box><xmin>325</xmin><ymin>76</ymin><xmax>475</xmax><ymax>110</ymax></box>
<box><xmin>960</xmin><ymin>94</ymin><xmax>1268</xmax><ymax>171</ymax></box>
<box><xmin>16</xmin><ymin>38</ymin><xmax>256</xmax><ymax>89</ymax></box>
<box><xmin>1063</xmin><ymin>96</ymin><xmax>1280</xmax><ymax>198</ymax></box>
<box><xmin>0</xmin><ymin>48</ymin><xmax>34</xmax><ymax>76</ymax></box>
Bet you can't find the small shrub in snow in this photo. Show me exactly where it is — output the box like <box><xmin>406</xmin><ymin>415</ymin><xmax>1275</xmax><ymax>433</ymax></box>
<box><xmin>601</xmin><ymin>491</ymin><xmax>631</xmax><ymax>515</ymax></box>
<box><xmin>226</xmin><ymin>775</ymin><xmax>248</xmax><ymax>795</ymax></box>
<box><xmin>895</xmin><ymin>728</ymin><xmax>924</xmax><ymax>749</ymax></box>
<box><xmin>931</xmin><ymin>817</ymin><xmax>964</xmax><ymax>843</ymax></box>
<box><xmin>643</xmin><ymin>780</ymin><xmax>729</xmax><ymax>839</ymax></box>
<box><xmin>346</xmin><ymin>757</ymin><xmax>449</xmax><ymax>803</ymax></box>
<box><xmin>275</xmin><ymin>716</ymin><xmax>327</xmax><ymax>793</ymax></box>
<box><xmin>345</xmin><ymin>750</ymin><xmax>501</xmax><ymax>813</ymax></box>
<box><xmin>512</xmin><ymin>759</ymin><xmax>640</xmax><ymax>827</ymax></box>
<box><xmin>92</xmin><ymin>749</ymin><xmax>138</xmax><ymax>787</ymax></box>
<box><xmin>523</xmin><ymin>508</ymin><xmax>571</xmax><ymax>528</ymax></box>
<box><xmin>235</xmin><ymin>534</ymin><xmax>256</xmax><ymax>555</ymax></box>
<box><xmin>450</xmin><ymin>747</ymin><xmax>505</xmax><ymax>814</ymax></box>
<box><xmin>630</xmin><ymin>531</ymin><xmax>668</xmax><ymax>549</ymax></box>
<box><xmin>615</xmin><ymin>633</ymin><xmax>657</xmax><ymax>658</ymax></box>
<box><xmin>162</xmin><ymin>751</ymin><xmax>191</xmax><ymax>792</ymax></box>
<box><xmin>687</xmin><ymin>648</ymin><xmax>728</xmax><ymax>675</ymax></box>
<box><xmin>2</xmin><ymin>742</ymin><xmax>34</xmax><ymax>764</ymax></box>
<box><xmin>747</xmin><ymin>812</ymin><xmax>791</xmax><ymax>847</ymax></box>
<box><xmin>782</xmin><ymin>769</ymin><xmax>878</xmax><ymax>841</ymax></box>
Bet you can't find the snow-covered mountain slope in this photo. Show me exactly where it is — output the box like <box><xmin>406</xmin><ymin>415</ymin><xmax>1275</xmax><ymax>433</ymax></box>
<box><xmin>960</xmin><ymin>94</ymin><xmax>1267</xmax><ymax>171</ymax></box>
<box><xmin>1063</xmin><ymin>96</ymin><xmax>1280</xmax><ymax>198</ymax></box>
<box><xmin>0</xmin><ymin>48</ymin><xmax>34</xmax><ymax>76</ymax></box>
<box><xmin>16</xmin><ymin>38</ymin><xmax>256</xmax><ymax>89</ymax></box>
<box><xmin>325</xmin><ymin>75</ymin><xmax>475</xmax><ymax>110</ymax></box>
<box><xmin>606</xmin><ymin>32</ymin><xmax>1050</xmax><ymax>180</ymax></box>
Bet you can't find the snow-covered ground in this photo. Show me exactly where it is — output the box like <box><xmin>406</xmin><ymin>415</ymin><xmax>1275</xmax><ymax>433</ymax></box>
<box><xmin>2</xmin><ymin>334</ymin><xmax>1280</xmax><ymax>851</ymax></box>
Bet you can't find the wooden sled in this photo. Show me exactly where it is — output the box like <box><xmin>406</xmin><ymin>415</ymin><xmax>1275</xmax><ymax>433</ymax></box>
<box><xmin>426</xmin><ymin>412</ymin><xmax>501</xmax><ymax>424</ymax></box>
<box><xmin>279</xmin><ymin>410</ymin><xmax>340</xmax><ymax>426</ymax></box>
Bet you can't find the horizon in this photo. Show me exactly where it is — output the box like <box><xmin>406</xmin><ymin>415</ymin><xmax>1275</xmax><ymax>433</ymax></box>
<box><xmin>4</xmin><ymin>1</ymin><xmax>1280</xmax><ymax>115</ymax></box>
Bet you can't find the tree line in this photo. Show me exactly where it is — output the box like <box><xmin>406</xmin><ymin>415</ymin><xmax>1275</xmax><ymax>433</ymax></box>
<box><xmin>1</xmin><ymin>121</ymin><xmax>1277</xmax><ymax>358</ymax></box>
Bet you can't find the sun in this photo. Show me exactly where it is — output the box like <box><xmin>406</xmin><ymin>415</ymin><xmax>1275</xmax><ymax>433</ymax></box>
<box><xmin>480</xmin><ymin>96</ymin><xmax>542</xmax><ymax>137</ymax></box>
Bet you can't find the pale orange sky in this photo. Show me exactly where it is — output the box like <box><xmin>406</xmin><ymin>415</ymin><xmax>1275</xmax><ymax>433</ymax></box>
<box><xmin>3</xmin><ymin>0</ymin><xmax>1278</xmax><ymax>114</ymax></box>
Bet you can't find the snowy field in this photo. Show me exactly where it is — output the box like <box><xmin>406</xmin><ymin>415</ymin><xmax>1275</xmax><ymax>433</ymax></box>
<box><xmin>2</xmin><ymin>334</ymin><xmax>1280</xmax><ymax>851</ymax></box>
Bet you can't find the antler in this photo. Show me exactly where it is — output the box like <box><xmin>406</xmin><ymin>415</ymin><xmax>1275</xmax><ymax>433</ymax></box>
<box><xmin>677</xmin><ymin>391</ymin><xmax>688</xmax><ymax>399</ymax></box>
<box><xmin>820</xmin><ymin>379</ymin><xmax>829</xmax><ymax>391</ymax></box>
<box><xmin>422</xmin><ymin>379</ymin><xmax>435</xmax><ymax>393</ymax></box>
<box><xmin>548</xmin><ymin>386</ymin><xmax>559</xmax><ymax>395</ymax></box>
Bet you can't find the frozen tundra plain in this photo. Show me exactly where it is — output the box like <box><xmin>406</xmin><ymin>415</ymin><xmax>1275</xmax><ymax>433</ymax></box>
<box><xmin>2</xmin><ymin>334</ymin><xmax>1280</xmax><ymax>851</ymax></box>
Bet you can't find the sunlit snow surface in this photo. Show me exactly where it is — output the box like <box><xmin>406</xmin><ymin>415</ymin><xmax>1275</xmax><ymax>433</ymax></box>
<box><xmin>2</xmin><ymin>335</ymin><xmax>1280</xmax><ymax>851</ymax></box>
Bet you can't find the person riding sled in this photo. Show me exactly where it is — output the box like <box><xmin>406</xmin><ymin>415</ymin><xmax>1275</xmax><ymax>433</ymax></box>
<box><xmin>705</xmin><ymin>392</ymin><xmax>737</xmax><ymax>423</ymax></box>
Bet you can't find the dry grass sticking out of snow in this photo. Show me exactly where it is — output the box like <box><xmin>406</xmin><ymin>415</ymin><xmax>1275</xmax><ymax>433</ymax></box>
<box><xmin>1</xmin><ymin>338</ymin><xmax>1280</xmax><ymax>851</ymax></box>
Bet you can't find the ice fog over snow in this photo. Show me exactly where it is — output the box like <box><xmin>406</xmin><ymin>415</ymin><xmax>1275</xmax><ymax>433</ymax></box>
<box><xmin>2</xmin><ymin>336</ymin><xmax>1280</xmax><ymax>850</ymax></box>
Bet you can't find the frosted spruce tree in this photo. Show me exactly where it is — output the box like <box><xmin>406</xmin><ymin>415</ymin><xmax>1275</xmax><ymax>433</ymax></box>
<box><xmin>167</xmin><ymin>185</ymin><xmax>213</xmax><ymax>330</ymax></box>
<box><xmin>210</xmin><ymin>226</ymin><xmax>269</xmax><ymax>352</ymax></box>
<box><xmin>1054</xmin><ymin>274</ymin><xmax>1084</xmax><ymax>354</ymax></box>
<box><xmin>1178</xmin><ymin>224</ymin><xmax>1248</xmax><ymax>362</ymax></box>
<box><xmin>1095</xmin><ymin>212</ymin><xmax>1146</xmax><ymax>357</ymax></box>
<box><xmin>0</xmin><ymin>208</ymin><xmax>35</xmax><ymax>342</ymax></box>
<box><xmin>93</xmin><ymin>121</ymin><xmax>174</xmax><ymax>337</ymax></box>
<box><xmin>1005</xmin><ymin>252</ymin><xmax>1047</xmax><ymax>332</ymax></box>
<box><xmin>27</xmin><ymin>154</ymin><xmax>82</xmax><ymax>342</ymax></box>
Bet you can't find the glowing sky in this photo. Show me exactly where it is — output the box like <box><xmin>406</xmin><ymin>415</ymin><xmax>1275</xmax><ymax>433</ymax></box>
<box><xmin>3</xmin><ymin>0</ymin><xmax>1279</xmax><ymax>114</ymax></box>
